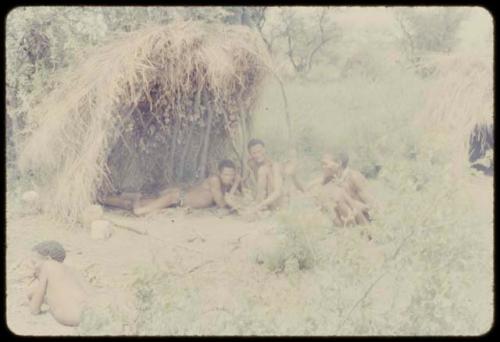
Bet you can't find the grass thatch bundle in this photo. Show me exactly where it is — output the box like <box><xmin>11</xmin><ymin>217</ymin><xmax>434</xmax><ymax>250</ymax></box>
<box><xmin>18</xmin><ymin>21</ymin><xmax>272</xmax><ymax>222</ymax></box>
<box><xmin>415</xmin><ymin>52</ymin><xmax>493</xmax><ymax>174</ymax></box>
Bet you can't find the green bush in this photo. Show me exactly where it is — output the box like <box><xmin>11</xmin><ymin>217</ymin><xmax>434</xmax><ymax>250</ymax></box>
<box><xmin>255</xmin><ymin>208</ymin><xmax>330</xmax><ymax>274</ymax></box>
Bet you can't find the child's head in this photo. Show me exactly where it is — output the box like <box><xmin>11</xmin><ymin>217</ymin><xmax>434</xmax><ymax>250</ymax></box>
<box><xmin>32</xmin><ymin>240</ymin><xmax>66</xmax><ymax>263</ymax></box>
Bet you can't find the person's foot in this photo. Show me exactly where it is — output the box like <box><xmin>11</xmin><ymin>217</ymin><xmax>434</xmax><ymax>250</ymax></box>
<box><xmin>214</xmin><ymin>208</ymin><xmax>231</xmax><ymax>218</ymax></box>
<box><xmin>360</xmin><ymin>229</ymin><xmax>373</xmax><ymax>241</ymax></box>
<box><xmin>132</xmin><ymin>200</ymin><xmax>148</xmax><ymax>216</ymax></box>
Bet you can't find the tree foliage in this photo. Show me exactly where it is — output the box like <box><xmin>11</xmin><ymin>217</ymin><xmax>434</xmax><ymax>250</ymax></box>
<box><xmin>394</xmin><ymin>7</ymin><xmax>469</xmax><ymax>75</ymax></box>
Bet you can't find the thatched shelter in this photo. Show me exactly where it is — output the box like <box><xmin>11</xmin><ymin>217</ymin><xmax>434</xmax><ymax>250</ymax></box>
<box><xmin>18</xmin><ymin>21</ymin><xmax>272</xmax><ymax>222</ymax></box>
<box><xmin>415</xmin><ymin>52</ymin><xmax>493</xmax><ymax>176</ymax></box>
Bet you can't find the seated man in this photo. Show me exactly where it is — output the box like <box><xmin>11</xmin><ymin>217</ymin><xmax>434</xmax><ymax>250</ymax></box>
<box><xmin>25</xmin><ymin>240</ymin><xmax>136</xmax><ymax>328</ymax></box>
<box><xmin>317</xmin><ymin>181</ymin><xmax>369</xmax><ymax>226</ymax></box>
<box><xmin>322</xmin><ymin>152</ymin><xmax>377</xmax><ymax>215</ymax></box>
<box><xmin>286</xmin><ymin>152</ymin><xmax>374</xmax><ymax>226</ymax></box>
<box><xmin>26</xmin><ymin>241</ymin><xmax>87</xmax><ymax>326</ymax></box>
<box><xmin>98</xmin><ymin>159</ymin><xmax>241</xmax><ymax>216</ymax></box>
<box><xmin>241</xmin><ymin>139</ymin><xmax>284</xmax><ymax>216</ymax></box>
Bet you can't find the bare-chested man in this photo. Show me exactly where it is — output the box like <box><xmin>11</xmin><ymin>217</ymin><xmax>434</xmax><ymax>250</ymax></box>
<box><xmin>242</xmin><ymin>139</ymin><xmax>284</xmax><ymax>216</ymax></box>
<box><xmin>287</xmin><ymin>152</ymin><xmax>374</xmax><ymax>226</ymax></box>
<box><xmin>323</xmin><ymin>152</ymin><xmax>377</xmax><ymax>212</ymax></box>
<box><xmin>98</xmin><ymin>159</ymin><xmax>241</xmax><ymax>215</ymax></box>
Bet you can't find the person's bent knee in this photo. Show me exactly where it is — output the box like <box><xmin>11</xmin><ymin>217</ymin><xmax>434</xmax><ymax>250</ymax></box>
<box><xmin>171</xmin><ymin>188</ymin><xmax>181</xmax><ymax>198</ymax></box>
<box><xmin>132</xmin><ymin>200</ymin><xmax>149</xmax><ymax>216</ymax></box>
<box><xmin>330</xmin><ymin>189</ymin><xmax>345</xmax><ymax>203</ymax></box>
<box><xmin>132</xmin><ymin>205</ymin><xmax>144</xmax><ymax>216</ymax></box>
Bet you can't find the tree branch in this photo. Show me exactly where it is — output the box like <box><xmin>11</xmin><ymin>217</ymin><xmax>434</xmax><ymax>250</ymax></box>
<box><xmin>306</xmin><ymin>8</ymin><xmax>332</xmax><ymax>73</ymax></box>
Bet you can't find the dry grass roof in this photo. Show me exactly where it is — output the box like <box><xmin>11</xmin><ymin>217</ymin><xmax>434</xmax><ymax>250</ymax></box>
<box><xmin>415</xmin><ymin>52</ymin><xmax>493</xmax><ymax>173</ymax></box>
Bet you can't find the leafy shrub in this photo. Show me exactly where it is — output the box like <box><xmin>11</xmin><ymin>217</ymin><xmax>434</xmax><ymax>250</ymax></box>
<box><xmin>256</xmin><ymin>207</ymin><xmax>330</xmax><ymax>274</ymax></box>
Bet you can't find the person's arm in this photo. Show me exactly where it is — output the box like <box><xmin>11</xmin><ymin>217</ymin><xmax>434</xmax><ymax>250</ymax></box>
<box><xmin>255</xmin><ymin>163</ymin><xmax>283</xmax><ymax>211</ymax></box>
<box><xmin>229</xmin><ymin>173</ymin><xmax>241</xmax><ymax>195</ymax></box>
<box><xmin>342</xmin><ymin>191</ymin><xmax>369</xmax><ymax>218</ymax></box>
<box><xmin>350</xmin><ymin>172</ymin><xmax>376</xmax><ymax>209</ymax></box>
<box><xmin>224</xmin><ymin>193</ymin><xmax>242</xmax><ymax>213</ymax></box>
<box><xmin>220</xmin><ymin>173</ymin><xmax>244</xmax><ymax>212</ymax></box>
<box><xmin>243</xmin><ymin>160</ymin><xmax>257</xmax><ymax>189</ymax></box>
<box><xmin>305</xmin><ymin>176</ymin><xmax>324</xmax><ymax>192</ymax></box>
<box><xmin>209</xmin><ymin>177</ymin><xmax>227</xmax><ymax>209</ymax></box>
<box><xmin>29</xmin><ymin>266</ymin><xmax>48</xmax><ymax>315</ymax></box>
<box><xmin>26</xmin><ymin>278</ymin><xmax>39</xmax><ymax>300</ymax></box>
<box><xmin>289</xmin><ymin>174</ymin><xmax>305</xmax><ymax>192</ymax></box>
<box><xmin>254</xmin><ymin>166</ymin><xmax>268</xmax><ymax>203</ymax></box>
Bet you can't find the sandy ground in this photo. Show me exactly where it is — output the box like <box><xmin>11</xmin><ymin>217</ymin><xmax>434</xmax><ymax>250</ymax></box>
<box><xmin>6</xmin><ymin>175</ymin><xmax>493</xmax><ymax>336</ymax></box>
<box><xmin>6</xmin><ymin>203</ymin><xmax>311</xmax><ymax>335</ymax></box>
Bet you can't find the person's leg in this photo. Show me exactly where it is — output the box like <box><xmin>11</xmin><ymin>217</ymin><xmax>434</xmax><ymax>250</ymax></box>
<box><xmin>332</xmin><ymin>216</ymin><xmax>344</xmax><ymax>227</ymax></box>
<box><xmin>316</xmin><ymin>186</ymin><xmax>345</xmax><ymax>226</ymax></box>
<box><xmin>334</xmin><ymin>188</ymin><xmax>371</xmax><ymax>226</ymax></box>
<box><xmin>336</xmin><ymin>202</ymin><xmax>357</xmax><ymax>226</ymax></box>
<box><xmin>318</xmin><ymin>193</ymin><xmax>349</xmax><ymax>227</ymax></box>
<box><xmin>354</xmin><ymin>211</ymin><xmax>370</xmax><ymax>225</ymax></box>
<box><xmin>329</xmin><ymin>186</ymin><xmax>357</xmax><ymax>226</ymax></box>
<box><xmin>132</xmin><ymin>188</ymin><xmax>181</xmax><ymax>216</ymax></box>
<box><xmin>120</xmin><ymin>192</ymin><xmax>143</xmax><ymax>201</ymax></box>
<box><xmin>327</xmin><ymin>202</ymin><xmax>353</xmax><ymax>227</ymax></box>
<box><xmin>363</xmin><ymin>211</ymin><xmax>372</xmax><ymax>222</ymax></box>
<box><xmin>331</xmin><ymin>206</ymin><xmax>346</xmax><ymax>226</ymax></box>
<box><xmin>97</xmin><ymin>193</ymin><xmax>140</xmax><ymax>211</ymax></box>
<box><xmin>158</xmin><ymin>187</ymin><xmax>181</xmax><ymax>196</ymax></box>
<box><xmin>346</xmin><ymin>198</ymin><xmax>370</xmax><ymax>225</ymax></box>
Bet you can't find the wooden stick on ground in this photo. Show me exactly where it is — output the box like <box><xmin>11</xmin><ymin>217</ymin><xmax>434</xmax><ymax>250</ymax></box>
<box><xmin>191</xmin><ymin>228</ymin><xmax>206</xmax><ymax>242</ymax></box>
<box><xmin>186</xmin><ymin>260</ymin><xmax>214</xmax><ymax>274</ymax></box>
<box><xmin>151</xmin><ymin>234</ymin><xmax>204</xmax><ymax>254</ymax></box>
<box><xmin>102</xmin><ymin>213</ymin><xmax>148</xmax><ymax>235</ymax></box>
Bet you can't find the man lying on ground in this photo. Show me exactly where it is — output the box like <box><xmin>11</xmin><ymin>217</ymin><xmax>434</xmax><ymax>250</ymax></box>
<box><xmin>286</xmin><ymin>152</ymin><xmax>375</xmax><ymax>226</ymax></box>
<box><xmin>239</xmin><ymin>139</ymin><xmax>284</xmax><ymax>217</ymax></box>
<box><xmin>98</xmin><ymin>159</ymin><xmax>241</xmax><ymax>216</ymax></box>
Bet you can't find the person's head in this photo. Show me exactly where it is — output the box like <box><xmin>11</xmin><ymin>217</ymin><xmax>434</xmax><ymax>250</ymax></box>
<box><xmin>335</xmin><ymin>152</ymin><xmax>349</xmax><ymax>169</ymax></box>
<box><xmin>218</xmin><ymin>159</ymin><xmax>237</xmax><ymax>186</ymax></box>
<box><xmin>247</xmin><ymin>139</ymin><xmax>266</xmax><ymax>164</ymax></box>
<box><xmin>27</xmin><ymin>241</ymin><xmax>66</xmax><ymax>276</ymax></box>
<box><xmin>321</xmin><ymin>151</ymin><xmax>349</xmax><ymax>177</ymax></box>
<box><xmin>32</xmin><ymin>240</ymin><xmax>66</xmax><ymax>263</ymax></box>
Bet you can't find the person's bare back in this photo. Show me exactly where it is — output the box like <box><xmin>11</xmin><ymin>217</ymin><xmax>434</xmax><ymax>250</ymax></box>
<box><xmin>27</xmin><ymin>241</ymin><xmax>88</xmax><ymax>327</ymax></box>
<box><xmin>127</xmin><ymin>159</ymin><xmax>240</xmax><ymax>215</ymax></box>
<box><xmin>183</xmin><ymin>176</ymin><xmax>231</xmax><ymax>209</ymax></box>
<box><xmin>29</xmin><ymin>260</ymin><xmax>87</xmax><ymax>326</ymax></box>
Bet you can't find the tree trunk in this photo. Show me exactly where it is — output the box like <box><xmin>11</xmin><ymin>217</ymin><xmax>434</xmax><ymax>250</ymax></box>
<box><xmin>275</xmin><ymin>76</ymin><xmax>292</xmax><ymax>149</ymax></box>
